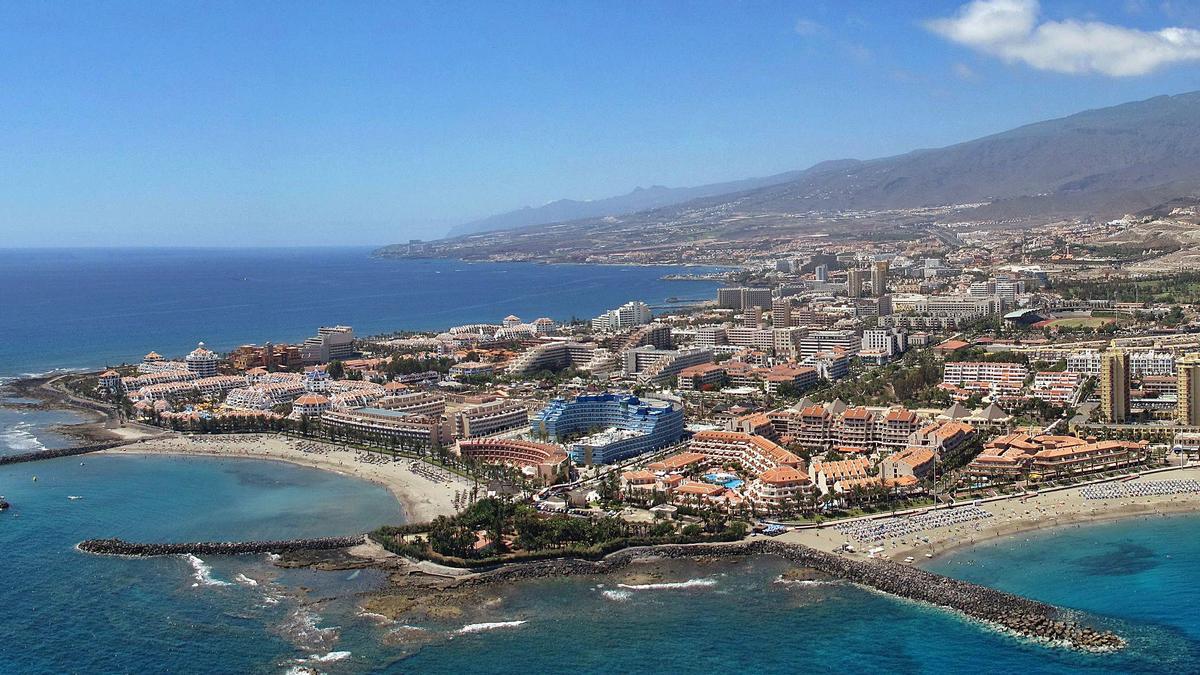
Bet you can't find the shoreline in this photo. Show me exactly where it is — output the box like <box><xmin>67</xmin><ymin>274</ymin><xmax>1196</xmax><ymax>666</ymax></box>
<box><xmin>1</xmin><ymin>375</ymin><xmax>164</xmax><ymax>445</ymax></box>
<box><xmin>778</xmin><ymin>466</ymin><xmax>1200</xmax><ymax>563</ymax></box>
<box><xmin>98</xmin><ymin>434</ymin><xmax>465</xmax><ymax>524</ymax></box>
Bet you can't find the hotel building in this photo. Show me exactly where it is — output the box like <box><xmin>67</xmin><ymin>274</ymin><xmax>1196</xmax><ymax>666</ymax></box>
<box><xmin>185</xmin><ymin>343</ymin><xmax>220</xmax><ymax>378</ymax></box>
<box><xmin>1099</xmin><ymin>349</ymin><xmax>1131</xmax><ymax>423</ymax></box>
<box><xmin>531</xmin><ymin>393</ymin><xmax>685</xmax><ymax>465</ymax></box>
<box><xmin>1179</xmin><ymin>353</ymin><xmax>1200</xmax><ymax>426</ymax></box>
<box><xmin>301</xmin><ymin>325</ymin><xmax>355</xmax><ymax>364</ymax></box>
<box><xmin>320</xmin><ymin>408</ymin><xmax>453</xmax><ymax>448</ymax></box>
<box><xmin>453</xmin><ymin>400</ymin><xmax>529</xmax><ymax>438</ymax></box>
<box><xmin>686</xmin><ymin>430</ymin><xmax>803</xmax><ymax>475</ymax></box>
<box><xmin>942</xmin><ymin>361</ymin><xmax>1029</xmax><ymax>395</ymax></box>
<box><xmin>456</xmin><ymin>438</ymin><xmax>568</xmax><ymax>481</ymax></box>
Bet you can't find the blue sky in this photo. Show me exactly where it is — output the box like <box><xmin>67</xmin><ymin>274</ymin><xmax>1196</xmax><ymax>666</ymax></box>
<box><xmin>1</xmin><ymin>0</ymin><xmax>1198</xmax><ymax>247</ymax></box>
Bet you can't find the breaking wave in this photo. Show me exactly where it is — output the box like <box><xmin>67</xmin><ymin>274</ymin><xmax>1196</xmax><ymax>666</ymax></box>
<box><xmin>300</xmin><ymin>651</ymin><xmax>351</xmax><ymax>663</ymax></box>
<box><xmin>184</xmin><ymin>554</ymin><xmax>231</xmax><ymax>587</ymax></box>
<box><xmin>616</xmin><ymin>578</ymin><xmax>718</xmax><ymax>591</ymax></box>
<box><xmin>456</xmin><ymin>620</ymin><xmax>526</xmax><ymax>634</ymax></box>
<box><xmin>277</xmin><ymin>607</ymin><xmax>341</xmax><ymax>652</ymax></box>
<box><xmin>0</xmin><ymin>423</ymin><xmax>48</xmax><ymax>453</ymax></box>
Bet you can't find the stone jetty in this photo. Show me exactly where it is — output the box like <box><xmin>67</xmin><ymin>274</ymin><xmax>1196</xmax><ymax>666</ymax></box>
<box><xmin>0</xmin><ymin>442</ymin><xmax>122</xmax><ymax>466</ymax></box>
<box><xmin>456</xmin><ymin>539</ymin><xmax>1124</xmax><ymax>652</ymax></box>
<box><xmin>78</xmin><ymin>535</ymin><xmax>365</xmax><ymax>557</ymax></box>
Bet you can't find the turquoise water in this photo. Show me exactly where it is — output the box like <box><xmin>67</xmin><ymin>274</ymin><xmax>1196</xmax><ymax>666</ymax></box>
<box><xmin>0</xmin><ymin>248</ymin><xmax>722</xmax><ymax>379</ymax></box>
<box><xmin>0</xmin><ymin>404</ymin><xmax>87</xmax><ymax>456</ymax></box>
<box><xmin>3</xmin><ymin>407</ymin><xmax>1200</xmax><ymax>672</ymax></box>
<box><xmin>0</xmin><ymin>413</ymin><xmax>403</xmax><ymax>673</ymax></box>
<box><xmin>383</xmin><ymin>519</ymin><xmax>1200</xmax><ymax>674</ymax></box>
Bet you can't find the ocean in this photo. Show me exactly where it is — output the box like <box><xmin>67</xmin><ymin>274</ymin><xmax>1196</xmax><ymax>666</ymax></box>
<box><xmin>0</xmin><ymin>247</ymin><xmax>724</xmax><ymax>379</ymax></box>
<box><xmin>4</xmin><ymin>423</ymin><xmax>1199</xmax><ymax>675</ymax></box>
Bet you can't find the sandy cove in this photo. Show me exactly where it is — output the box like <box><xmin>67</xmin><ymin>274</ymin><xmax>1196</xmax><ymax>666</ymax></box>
<box><xmin>781</xmin><ymin>465</ymin><xmax>1200</xmax><ymax>562</ymax></box>
<box><xmin>99</xmin><ymin>434</ymin><xmax>466</xmax><ymax>523</ymax></box>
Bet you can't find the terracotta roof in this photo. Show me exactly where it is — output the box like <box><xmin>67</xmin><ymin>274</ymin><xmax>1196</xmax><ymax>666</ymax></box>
<box><xmin>647</xmin><ymin>451</ymin><xmax>707</xmax><ymax>472</ymax></box>
<box><xmin>675</xmin><ymin>481</ymin><xmax>725</xmax><ymax>497</ymax></box>
<box><xmin>759</xmin><ymin>466</ymin><xmax>810</xmax><ymax>485</ymax></box>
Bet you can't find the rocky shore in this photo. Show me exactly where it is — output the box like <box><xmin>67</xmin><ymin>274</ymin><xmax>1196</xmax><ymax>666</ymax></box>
<box><xmin>77</xmin><ymin>535</ymin><xmax>366</xmax><ymax>557</ymax></box>
<box><xmin>0</xmin><ymin>442</ymin><xmax>123</xmax><ymax>466</ymax></box>
<box><xmin>447</xmin><ymin>540</ymin><xmax>1124</xmax><ymax>652</ymax></box>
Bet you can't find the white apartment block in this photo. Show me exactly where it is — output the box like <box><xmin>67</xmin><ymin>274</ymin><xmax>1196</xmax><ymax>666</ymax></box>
<box><xmin>943</xmin><ymin>361</ymin><xmax>1029</xmax><ymax>393</ymax></box>
<box><xmin>591</xmin><ymin>301</ymin><xmax>653</xmax><ymax>332</ymax></box>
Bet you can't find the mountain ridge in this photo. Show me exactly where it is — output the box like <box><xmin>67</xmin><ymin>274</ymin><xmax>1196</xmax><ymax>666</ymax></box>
<box><xmin>384</xmin><ymin>91</ymin><xmax>1200</xmax><ymax>259</ymax></box>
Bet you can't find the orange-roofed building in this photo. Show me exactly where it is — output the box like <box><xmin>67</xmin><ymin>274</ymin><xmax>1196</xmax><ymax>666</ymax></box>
<box><xmin>687</xmin><ymin>430</ymin><xmax>803</xmax><ymax>476</ymax></box>
<box><xmin>727</xmin><ymin>411</ymin><xmax>776</xmax><ymax>438</ymax></box>
<box><xmin>620</xmin><ymin>470</ymin><xmax>658</xmax><ymax>492</ymax></box>
<box><xmin>749</xmin><ymin>465</ymin><xmax>814</xmax><ymax>512</ymax></box>
<box><xmin>810</xmin><ymin>457</ymin><xmax>872</xmax><ymax>495</ymax></box>
<box><xmin>879</xmin><ymin>446</ymin><xmax>936</xmax><ymax>482</ymax></box>
<box><xmin>676</xmin><ymin>363</ymin><xmax>728</xmax><ymax>392</ymax></box>
<box><xmin>908</xmin><ymin>420</ymin><xmax>977</xmax><ymax>461</ymax></box>
<box><xmin>964</xmin><ymin>432</ymin><xmax>1145</xmax><ymax>484</ymax></box>
<box><xmin>674</xmin><ymin>480</ymin><xmax>725</xmax><ymax>499</ymax></box>
<box><xmin>647</xmin><ymin>451</ymin><xmax>707</xmax><ymax>473</ymax></box>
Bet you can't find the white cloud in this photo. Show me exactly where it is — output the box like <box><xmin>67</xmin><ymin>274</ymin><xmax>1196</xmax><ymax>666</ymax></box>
<box><xmin>794</xmin><ymin>18</ymin><xmax>823</xmax><ymax>36</ymax></box>
<box><xmin>952</xmin><ymin>62</ymin><xmax>978</xmax><ymax>80</ymax></box>
<box><xmin>926</xmin><ymin>0</ymin><xmax>1200</xmax><ymax>76</ymax></box>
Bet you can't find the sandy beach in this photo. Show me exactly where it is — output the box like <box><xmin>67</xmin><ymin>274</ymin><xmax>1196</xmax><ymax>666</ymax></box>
<box><xmin>781</xmin><ymin>466</ymin><xmax>1200</xmax><ymax>562</ymax></box>
<box><xmin>99</xmin><ymin>433</ymin><xmax>466</xmax><ymax>523</ymax></box>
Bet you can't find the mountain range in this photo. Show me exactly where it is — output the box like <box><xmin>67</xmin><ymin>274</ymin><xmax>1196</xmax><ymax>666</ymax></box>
<box><xmin>445</xmin><ymin>170</ymin><xmax>810</xmax><ymax>237</ymax></box>
<box><xmin>388</xmin><ymin>91</ymin><xmax>1200</xmax><ymax>258</ymax></box>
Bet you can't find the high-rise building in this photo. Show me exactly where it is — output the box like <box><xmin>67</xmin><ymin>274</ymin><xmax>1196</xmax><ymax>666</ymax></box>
<box><xmin>1099</xmin><ymin>348</ymin><xmax>1131</xmax><ymax>423</ymax></box>
<box><xmin>771</xmin><ymin>298</ymin><xmax>794</xmax><ymax>328</ymax></box>
<box><xmin>716</xmin><ymin>287</ymin><xmax>773</xmax><ymax>310</ymax></box>
<box><xmin>871</xmin><ymin>260</ymin><xmax>889</xmax><ymax>296</ymax></box>
<box><xmin>301</xmin><ymin>326</ymin><xmax>355</xmax><ymax>364</ymax></box>
<box><xmin>591</xmin><ymin>301</ymin><xmax>652</xmax><ymax>332</ymax></box>
<box><xmin>1178</xmin><ymin>353</ymin><xmax>1200</xmax><ymax>425</ymax></box>
<box><xmin>742</xmin><ymin>306</ymin><xmax>763</xmax><ymax>328</ymax></box>
<box><xmin>846</xmin><ymin>269</ymin><xmax>865</xmax><ymax>298</ymax></box>
<box><xmin>185</xmin><ymin>342</ymin><xmax>219</xmax><ymax>378</ymax></box>
<box><xmin>814</xmin><ymin>264</ymin><xmax>828</xmax><ymax>283</ymax></box>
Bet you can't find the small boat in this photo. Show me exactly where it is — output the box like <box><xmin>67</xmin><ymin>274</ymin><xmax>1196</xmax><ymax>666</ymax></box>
<box><xmin>67</xmin><ymin>495</ymin><xmax>83</xmax><ymax>501</ymax></box>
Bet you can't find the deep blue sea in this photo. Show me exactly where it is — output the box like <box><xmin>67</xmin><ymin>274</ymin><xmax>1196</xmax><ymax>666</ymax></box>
<box><xmin>0</xmin><ymin>247</ymin><xmax>722</xmax><ymax>379</ymax></box>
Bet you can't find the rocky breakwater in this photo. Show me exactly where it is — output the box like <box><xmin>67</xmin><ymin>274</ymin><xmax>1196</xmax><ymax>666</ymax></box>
<box><xmin>78</xmin><ymin>535</ymin><xmax>365</xmax><ymax>557</ymax></box>
<box><xmin>457</xmin><ymin>539</ymin><xmax>1124</xmax><ymax>652</ymax></box>
<box><xmin>0</xmin><ymin>442</ymin><xmax>122</xmax><ymax>466</ymax></box>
